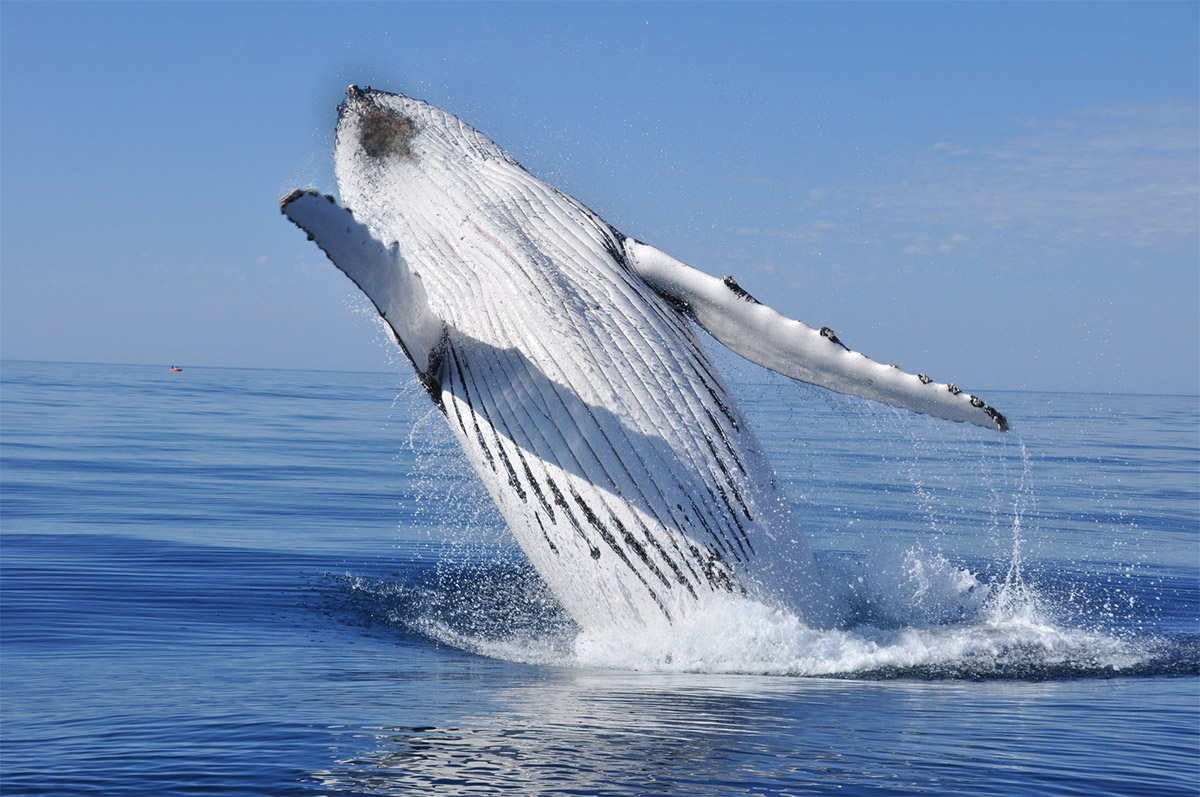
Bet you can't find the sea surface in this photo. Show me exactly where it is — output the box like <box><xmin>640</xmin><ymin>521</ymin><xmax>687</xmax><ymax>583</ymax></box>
<box><xmin>2</xmin><ymin>358</ymin><xmax>1197</xmax><ymax>795</ymax></box>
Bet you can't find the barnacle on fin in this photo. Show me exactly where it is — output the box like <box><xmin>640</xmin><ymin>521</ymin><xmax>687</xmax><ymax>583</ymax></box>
<box><xmin>722</xmin><ymin>275</ymin><xmax>760</xmax><ymax>304</ymax></box>
<box><xmin>820</xmin><ymin>327</ymin><xmax>848</xmax><ymax>349</ymax></box>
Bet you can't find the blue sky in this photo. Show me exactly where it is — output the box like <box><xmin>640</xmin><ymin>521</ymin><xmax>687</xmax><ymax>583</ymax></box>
<box><xmin>2</xmin><ymin>1</ymin><xmax>1196</xmax><ymax>394</ymax></box>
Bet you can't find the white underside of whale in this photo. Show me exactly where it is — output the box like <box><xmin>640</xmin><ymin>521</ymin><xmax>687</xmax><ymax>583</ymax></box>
<box><xmin>282</xmin><ymin>87</ymin><xmax>1006</xmax><ymax>634</ymax></box>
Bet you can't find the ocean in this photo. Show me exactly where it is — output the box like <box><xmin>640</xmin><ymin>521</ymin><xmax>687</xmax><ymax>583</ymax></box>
<box><xmin>1</xmin><ymin>358</ymin><xmax>1197</xmax><ymax>795</ymax></box>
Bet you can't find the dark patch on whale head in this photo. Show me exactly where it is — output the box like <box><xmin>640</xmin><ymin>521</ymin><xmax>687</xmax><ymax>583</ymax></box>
<box><xmin>360</xmin><ymin>105</ymin><xmax>416</xmax><ymax>159</ymax></box>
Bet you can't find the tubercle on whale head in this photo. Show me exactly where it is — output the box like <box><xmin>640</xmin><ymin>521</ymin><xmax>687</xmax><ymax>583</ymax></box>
<box><xmin>338</xmin><ymin>84</ymin><xmax>377</xmax><ymax>116</ymax></box>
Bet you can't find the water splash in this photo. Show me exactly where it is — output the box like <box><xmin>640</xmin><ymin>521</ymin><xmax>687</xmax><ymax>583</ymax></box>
<box><xmin>353</xmin><ymin>377</ymin><xmax>1197</xmax><ymax>680</ymax></box>
<box><xmin>326</xmin><ymin>539</ymin><xmax>1194</xmax><ymax>679</ymax></box>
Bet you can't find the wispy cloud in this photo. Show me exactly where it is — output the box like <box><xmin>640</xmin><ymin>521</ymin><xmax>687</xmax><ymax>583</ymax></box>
<box><xmin>750</xmin><ymin>103</ymin><xmax>1199</xmax><ymax>260</ymax></box>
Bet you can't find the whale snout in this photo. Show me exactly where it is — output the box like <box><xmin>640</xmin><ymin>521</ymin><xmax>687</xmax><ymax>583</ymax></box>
<box><xmin>339</xmin><ymin>84</ymin><xmax>374</xmax><ymax>118</ymax></box>
<box><xmin>338</xmin><ymin>85</ymin><xmax>417</xmax><ymax>160</ymax></box>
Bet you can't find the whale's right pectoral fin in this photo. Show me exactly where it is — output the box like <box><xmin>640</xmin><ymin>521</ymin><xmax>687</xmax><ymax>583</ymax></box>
<box><xmin>624</xmin><ymin>238</ymin><xmax>1007</xmax><ymax>431</ymax></box>
<box><xmin>281</xmin><ymin>189</ymin><xmax>446</xmax><ymax>382</ymax></box>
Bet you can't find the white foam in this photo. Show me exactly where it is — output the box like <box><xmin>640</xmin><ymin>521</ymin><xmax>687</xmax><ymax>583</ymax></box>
<box><xmin>410</xmin><ymin>548</ymin><xmax>1149</xmax><ymax>678</ymax></box>
<box><xmin>571</xmin><ymin>586</ymin><xmax>1144</xmax><ymax>676</ymax></box>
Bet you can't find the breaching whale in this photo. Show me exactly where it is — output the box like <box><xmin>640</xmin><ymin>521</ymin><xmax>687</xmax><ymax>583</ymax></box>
<box><xmin>282</xmin><ymin>86</ymin><xmax>1006</xmax><ymax>633</ymax></box>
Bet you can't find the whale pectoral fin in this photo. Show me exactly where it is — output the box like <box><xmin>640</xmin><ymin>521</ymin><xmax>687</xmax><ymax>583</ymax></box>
<box><xmin>281</xmin><ymin>189</ymin><xmax>446</xmax><ymax>378</ymax></box>
<box><xmin>624</xmin><ymin>238</ymin><xmax>1007</xmax><ymax>431</ymax></box>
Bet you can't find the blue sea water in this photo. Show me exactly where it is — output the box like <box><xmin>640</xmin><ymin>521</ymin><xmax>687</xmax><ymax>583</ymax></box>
<box><xmin>1</xmin><ymin>358</ymin><xmax>1197</xmax><ymax>795</ymax></box>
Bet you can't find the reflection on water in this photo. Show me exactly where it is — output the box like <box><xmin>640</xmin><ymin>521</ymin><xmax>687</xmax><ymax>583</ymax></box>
<box><xmin>310</xmin><ymin>669</ymin><xmax>1195</xmax><ymax>795</ymax></box>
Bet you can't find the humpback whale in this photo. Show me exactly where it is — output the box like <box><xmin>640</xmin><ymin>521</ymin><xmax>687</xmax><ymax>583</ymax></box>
<box><xmin>282</xmin><ymin>86</ymin><xmax>1006</xmax><ymax>633</ymax></box>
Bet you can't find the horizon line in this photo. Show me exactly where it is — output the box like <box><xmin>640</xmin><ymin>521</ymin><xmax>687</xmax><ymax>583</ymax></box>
<box><xmin>2</xmin><ymin>358</ymin><xmax>1196</xmax><ymax>400</ymax></box>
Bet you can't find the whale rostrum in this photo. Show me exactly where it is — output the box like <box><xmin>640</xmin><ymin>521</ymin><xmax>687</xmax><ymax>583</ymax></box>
<box><xmin>282</xmin><ymin>86</ymin><xmax>1007</xmax><ymax>633</ymax></box>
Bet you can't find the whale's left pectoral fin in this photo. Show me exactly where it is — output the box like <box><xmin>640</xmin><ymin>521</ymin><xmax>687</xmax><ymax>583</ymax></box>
<box><xmin>624</xmin><ymin>238</ymin><xmax>1007</xmax><ymax>431</ymax></box>
<box><xmin>281</xmin><ymin>189</ymin><xmax>446</xmax><ymax>383</ymax></box>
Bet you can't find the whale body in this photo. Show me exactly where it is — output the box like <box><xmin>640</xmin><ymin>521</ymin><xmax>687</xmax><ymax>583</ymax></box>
<box><xmin>282</xmin><ymin>86</ymin><xmax>1006</xmax><ymax>633</ymax></box>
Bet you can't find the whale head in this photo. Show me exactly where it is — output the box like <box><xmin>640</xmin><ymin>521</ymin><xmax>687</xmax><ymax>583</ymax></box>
<box><xmin>333</xmin><ymin>87</ymin><xmax>519</xmax><ymax>202</ymax></box>
<box><xmin>337</xmin><ymin>86</ymin><xmax>430</xmax><ymax>161</ymax></box>
<box><xmin>343</xmin><ymin>86</ymin><xmax>418</xmax><ymax>160</ymax></box>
